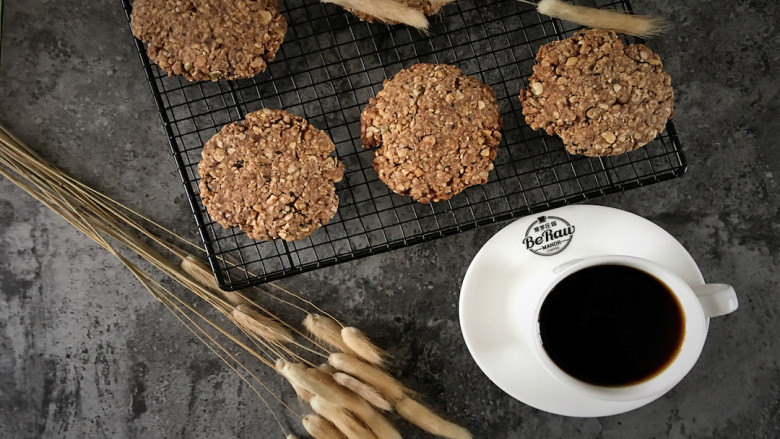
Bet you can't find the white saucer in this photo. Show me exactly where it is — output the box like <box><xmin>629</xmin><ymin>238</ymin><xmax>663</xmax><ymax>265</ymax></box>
<box><xmin>459</xmin><ymin>205</ymin><xmax>706</xmax><ymax>417</ymax></box>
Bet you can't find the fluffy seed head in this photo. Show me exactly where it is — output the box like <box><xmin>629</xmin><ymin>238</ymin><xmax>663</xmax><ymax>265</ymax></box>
<box><xmin>302</xmin><ymin>414</ymin><xmax>346</xmax><ymax>439</ymax></box>
<box><xmin>536</xmin><ymin>0</ymin><xmax>666</xmax><ymax>38</ymax></box>
<box><xmin>329</xmin><ymin>353</ymin><xmax>409</xmax><ymax>402</ymax></box>
<box><xmin>341</xmin><ymin>327</ymin><xmax>387</xmax><ymax>367</ymax></box>
<box><xmin>333</xmin><ymin>372</ymin><xmax>393</xmax><ymax>411</ymax></box>
<box><xmin>310</xmin><ymin>396</ymin><xmax>377</xmax><ymax>439</ymax></box>
<box><xmin>319</xmin><ymin>363</ymin><xmax>338</xmax><ymax>375</ymax></box>
<box><xmin>322</xmin><ymin>0</ymin><xmax>429</xmax><ymax>29</ymax></box>
<box><xmin>304</xmin><ymin>314</ymin><xmax>357</xmax><ymax>355</ymax></box>
<box><xmin>180</xmin><ymin>256</ymin><xmax>251</xmax><ymax>307</ymax></box>
<box><xmin>181</xmin><ymin>256</ymin><xmax>218</xmax><ymax>289</ymax></box>
<box><xmin>396</xmin><ymin>396</ymin><xmax>472</xmax><ymax>439</ymax></box>
<box><xmin>279</xmin><ymin>360</ymin><xmax>355</xmax><ymax>407</ymax></box>
<box><xmin>232</xmin><ymin>305</ymin><xmax>293</xmax><ymax>344</ymax></box>
<box><xmin>279</xmin><ymin>360</ymin><xmax>399</xmax><ymax>439</ymax></box>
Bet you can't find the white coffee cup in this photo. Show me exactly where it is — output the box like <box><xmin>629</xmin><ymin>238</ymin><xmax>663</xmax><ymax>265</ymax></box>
<box><xmin>510</xmin><ymin>255</ymin><xmax>738</xmax><ymax>403</ymax></box>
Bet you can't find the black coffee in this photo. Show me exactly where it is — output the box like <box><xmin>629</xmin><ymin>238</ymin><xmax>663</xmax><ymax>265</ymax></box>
<box><xmin>538</xmin><ymin>265</ymin><xmax>685</xmax><ymax>387</ymax></box>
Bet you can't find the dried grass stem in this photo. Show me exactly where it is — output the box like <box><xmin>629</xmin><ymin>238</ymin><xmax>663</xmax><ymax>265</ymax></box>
<box><xmin>0</xmin><ymin>125</ymin><xmax>471</xmax><ymax>439</ymax></box>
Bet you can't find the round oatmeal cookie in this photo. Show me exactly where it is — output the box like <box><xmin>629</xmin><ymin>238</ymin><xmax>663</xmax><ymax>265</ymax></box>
<box><xmin>198</xmin><ymin>109</ymin><xmax>344</xmax><ymax>241</ymax></box>
<box><xmin>520</xmin><ymin>29</ymin><xmax>674</xmax><ymax>157</ymax></box>
<box><xmin>130</xmin><ymin>0</ymin><xmax>287</xmax><ymax>81</ymax></box>
<box><xmin>349</xmin><ymin>0</ymin><xmax>446</xmax><ymax>24</ymax></box>
<box><xmin>361</xmin><ymin>63</ymin><xmax>503</xmax><ymax>203</ymax></box>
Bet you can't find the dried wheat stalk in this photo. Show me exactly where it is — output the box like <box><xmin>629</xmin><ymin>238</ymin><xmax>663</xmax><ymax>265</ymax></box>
<box><xmin>0</xmin><ymin>125</ymin><xmax>472</xmax><ymax>439</ymax></box>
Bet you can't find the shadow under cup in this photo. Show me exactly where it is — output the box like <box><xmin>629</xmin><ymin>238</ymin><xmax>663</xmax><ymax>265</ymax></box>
<box><xmin>533</xmin><ymin>258</ymin><xmax>708</xmax><ymax>402</ymax></box>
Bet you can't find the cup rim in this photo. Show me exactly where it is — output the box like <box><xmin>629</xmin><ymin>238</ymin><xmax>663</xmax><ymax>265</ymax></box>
<box><xmin>530</xmin><ymin>255</ymin><xmax>708</xmax><ymax>402</ymax></box>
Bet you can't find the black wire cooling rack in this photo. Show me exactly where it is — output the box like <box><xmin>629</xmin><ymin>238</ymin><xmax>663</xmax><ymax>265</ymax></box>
<box><xmin>122</xmin><ymin>0</ymin><xmax>686</xmax><ymax>291</ymax></box>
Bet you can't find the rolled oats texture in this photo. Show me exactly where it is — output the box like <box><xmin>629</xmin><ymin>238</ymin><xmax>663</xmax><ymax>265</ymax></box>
<box><xmin>130</xmin><ymin>0</ymin><xmax>287</xmax><ymax>81</ymax></box>
<box><xmin>520</xmin><ymin>28</ymin><xmax>674</xmax><ymax>157</ymax></box>
<box><xmin>361</xmin><ymin>63</ymin><xmax>503</xmax><ymax>203</ymax></box>
<box><xmin>198</xmin><ymin>109</ymin><xmax>344</xmax><ymax>242</ymax></box>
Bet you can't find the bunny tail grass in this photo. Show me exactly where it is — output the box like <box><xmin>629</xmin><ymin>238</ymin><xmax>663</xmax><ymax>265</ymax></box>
<box><xmin>323</xmin><ymin>0</ymin><xmax>429</xmax><ymax>30</ymax></box>
<box><xmin>536</xmin><ymin>0</ymin><xmax>666</xmax><ymax>37</ymax></box>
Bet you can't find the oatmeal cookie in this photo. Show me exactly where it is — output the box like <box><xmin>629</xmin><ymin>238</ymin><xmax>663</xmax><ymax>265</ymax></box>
<box><xmin>198</xmin><ymin>109</ymin><xmax>344</xmax><ymax>241</ymax></box>
<box><xmin>361</xmin><ymin>63</ymin><xmax>503</xmax><ymax>203</ymax></box>
<box><xmin>520</xmin><ymin>29</ymin><xmax>674</xmax><ymax>157</ymax></box>
<box><xmin>130</xmin><ymin>0</ymin><xmax>287</xmax><ymax>81</ymax></box>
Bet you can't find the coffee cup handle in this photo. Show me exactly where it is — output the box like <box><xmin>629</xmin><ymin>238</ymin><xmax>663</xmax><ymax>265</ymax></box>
<box><xmin>691</xmin><ymin>284</ymin><xmax>739</xmax><ymax>318</ymax></box>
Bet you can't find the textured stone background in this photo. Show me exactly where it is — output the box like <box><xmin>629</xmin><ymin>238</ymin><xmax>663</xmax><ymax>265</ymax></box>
<box><xmin>0</xmin><ymin>0</ymin><xmax>778</xmax><ymax>438</ymax></box>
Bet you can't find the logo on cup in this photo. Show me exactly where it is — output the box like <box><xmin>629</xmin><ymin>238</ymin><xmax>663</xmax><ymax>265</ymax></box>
<box><xmin>523</xmin><ymin>215</ymin><xmax>575</xmax><ymax>256</ymax></box>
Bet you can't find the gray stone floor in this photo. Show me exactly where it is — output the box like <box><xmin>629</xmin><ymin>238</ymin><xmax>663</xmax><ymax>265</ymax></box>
<box><xmin>1</xmin><ymin>0</ymin><xmax>778</xmax><ymax>438</ymax></box>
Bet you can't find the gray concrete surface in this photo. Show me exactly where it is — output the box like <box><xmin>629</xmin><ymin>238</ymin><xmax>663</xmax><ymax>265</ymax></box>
<box><xmin>1</xmin><ymin>0</ymin><xmax>778</xmax><ymax>438</ymax></box>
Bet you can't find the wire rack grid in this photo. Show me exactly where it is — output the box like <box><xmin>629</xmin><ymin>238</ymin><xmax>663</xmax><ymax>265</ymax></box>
<box><xmin>122</xmin><ymin>0</ymin><xmax>686</xmax><ymax>291</ymax></box>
